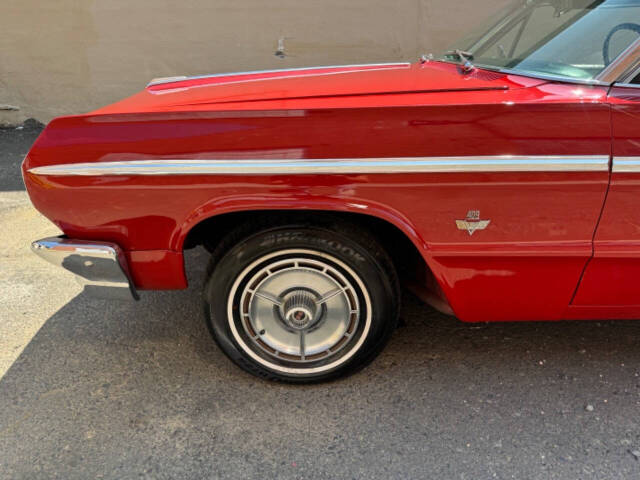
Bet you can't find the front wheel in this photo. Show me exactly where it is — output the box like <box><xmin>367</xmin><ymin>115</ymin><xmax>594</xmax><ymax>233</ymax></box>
<box><xmin>203</xmin><ymin>222</ymin><xmax>400</xmax><ymax>383</ymax></box>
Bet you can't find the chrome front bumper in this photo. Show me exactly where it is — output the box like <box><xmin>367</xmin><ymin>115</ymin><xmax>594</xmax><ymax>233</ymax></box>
<box><xmin>31</xmin><ymin>236</ymin><xmax>139</xmax><ymax>300</ymax></box>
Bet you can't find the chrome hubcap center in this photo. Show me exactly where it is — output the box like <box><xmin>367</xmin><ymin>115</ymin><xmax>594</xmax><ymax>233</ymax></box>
<box><xmin>282</xmin><ymin>290</ymin><xmax>318</xmax><ymax>330</ymax></box>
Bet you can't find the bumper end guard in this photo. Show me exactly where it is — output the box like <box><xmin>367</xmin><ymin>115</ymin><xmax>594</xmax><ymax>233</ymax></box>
<box><xmin>31</xmin><ymin>236</ymin><xmax>139</xmax><ymax>300</ymax></box>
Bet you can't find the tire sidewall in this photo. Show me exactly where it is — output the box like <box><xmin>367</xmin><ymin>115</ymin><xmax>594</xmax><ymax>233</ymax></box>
<box><xmin>204</xmin><ymin>225</ymin><xmax>398</xmax><ymax>382</ymax></box>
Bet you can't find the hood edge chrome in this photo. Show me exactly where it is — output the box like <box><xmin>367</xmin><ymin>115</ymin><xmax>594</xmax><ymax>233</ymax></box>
<box><xmin>147</xmin><ymin>63</ymin><xmax>412</xmax><ymax>88</ymax></box>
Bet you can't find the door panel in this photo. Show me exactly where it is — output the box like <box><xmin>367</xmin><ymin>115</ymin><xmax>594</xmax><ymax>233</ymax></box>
<box><xmin>572</xmin><ymin>85</ymin><xmax>640</xmax><ymax>308</ymax></box>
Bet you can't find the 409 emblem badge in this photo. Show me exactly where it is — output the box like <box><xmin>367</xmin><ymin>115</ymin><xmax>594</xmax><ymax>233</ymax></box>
<box><xmin>456</xmin><ymin>210</ymin><xmax>490</xmax><ymax>236</ymax></box>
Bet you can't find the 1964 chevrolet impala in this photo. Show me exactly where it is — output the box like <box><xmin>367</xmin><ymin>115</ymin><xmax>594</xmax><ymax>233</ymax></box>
<box><xmin>22</xmin><ymin>0</ymin><xmax>640</xmax><ymax>381</ymax></box>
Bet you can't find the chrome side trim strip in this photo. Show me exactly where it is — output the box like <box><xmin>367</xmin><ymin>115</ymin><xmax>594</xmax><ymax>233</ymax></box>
<box><xmin>613</xmin><ymin>82</ymin><xmax>640</xmax><ymax>89</ymax></box>
<box><xmin>147</xmin><ymin>63</ymin><xmax>411</xmax><ymax>87</ymax></box>
<box><xmin>29</xmin><ymin>156</ymin><xmax>609</xmax><ymax>176</ymax></box>
<box><xmin>613</xmin><ymin>157</ymin><xmax>640</xmax><ymax>173</ymax></box>
<box><xmin>31</xmin><ymin>236</ymin><xmax>138</xmax><ymax>300</ymax></box>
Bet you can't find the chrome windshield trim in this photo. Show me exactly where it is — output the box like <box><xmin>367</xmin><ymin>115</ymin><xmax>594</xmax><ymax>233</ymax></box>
<box><xmin>613</xmin><ymin>157</ymin><xmax>640</xmax><ymax>172</ymax></box>
<box><xmin>485</xmin><ymin>66</ymin><xmax>610</xmax><ymax>86</ymax></box>
<box><xmin>147</xmin><ymin>63</ymin><xmax>411</xmax><ymax>87</ymax></box>
<box><xmin>597</xmin><ymin>36</ymin><xmax>640</xmax><ymax>84</ymax></box>
<box><xmin>29</xmin><ymin>156</ymin><xmax>609</xmax><ymax>176</ymax></box>
<box><xmin>614</xmin><ymin>59</ymin><xmax>640</xmax><ymax>86</ymax></box>
<box><xmin>432</xmin><ymin>60</ymin><xmax>610</xmax><ymax>86</ymax></box>
<box><xmin>488</xmin><ymin>66</ymin><xmax>610</xmax><ymax>86</ymax></box>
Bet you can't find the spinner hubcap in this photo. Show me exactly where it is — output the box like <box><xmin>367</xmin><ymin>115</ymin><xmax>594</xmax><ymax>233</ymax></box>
<box><xmin>227</xmin><ymin>250</ymin><xmax>372</xmax><ymax>374</ymax></box>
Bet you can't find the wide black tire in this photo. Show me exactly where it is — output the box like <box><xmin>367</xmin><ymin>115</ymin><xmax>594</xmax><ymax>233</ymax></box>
<box><xmin>203</xmin><ymin>219</ymin><xmax>400</xmax><ymax>383</ymax></box>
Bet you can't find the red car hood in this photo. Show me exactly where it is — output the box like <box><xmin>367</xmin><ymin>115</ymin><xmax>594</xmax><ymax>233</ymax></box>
<box><xmin>92</xmin><ymin>61</ymin><xmax>546</xmax><ymax>115</ymax></box>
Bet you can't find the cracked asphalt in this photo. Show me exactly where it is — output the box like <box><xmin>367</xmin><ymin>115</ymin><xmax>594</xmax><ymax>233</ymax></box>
<box><xmin>2</xmin><ymin>123</ymin><xmax>640</xmax><ymax>479</ymax></box>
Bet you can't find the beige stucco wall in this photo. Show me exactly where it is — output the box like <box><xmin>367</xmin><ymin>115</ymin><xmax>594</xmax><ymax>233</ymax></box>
<box><xmin>0</xmin><ymin>0</ymin><xmax>509</xmax><ymax>125</ymax></box>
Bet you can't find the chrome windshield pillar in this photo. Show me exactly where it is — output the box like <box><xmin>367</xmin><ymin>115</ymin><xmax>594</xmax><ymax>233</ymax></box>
<box><xmin>31</xmin><ymin>236</ymin><xmax>139</xmax><ymax>300</ymax></box>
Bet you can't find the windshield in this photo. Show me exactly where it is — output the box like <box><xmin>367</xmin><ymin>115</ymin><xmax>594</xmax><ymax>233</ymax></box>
<box><xmin>438</xmin><ymin>0</ymin><xmax>640</xmax><ymax>81</ymax></box>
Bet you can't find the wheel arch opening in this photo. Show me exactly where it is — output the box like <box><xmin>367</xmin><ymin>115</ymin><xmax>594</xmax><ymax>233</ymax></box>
<box><xmin>183</xmin><ymin>209</ymin><xmax>453</xmax><ymax>315</ymax></box>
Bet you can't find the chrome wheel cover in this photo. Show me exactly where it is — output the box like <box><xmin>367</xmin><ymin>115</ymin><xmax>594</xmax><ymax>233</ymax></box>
<box><xmin>227</xmin><ymin>249</ymin><xmax>372</xmax><ymax>375</ymax></box>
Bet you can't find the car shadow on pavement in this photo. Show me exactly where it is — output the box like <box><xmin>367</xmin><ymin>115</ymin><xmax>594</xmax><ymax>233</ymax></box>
<box><xmin>2</xmin><ymin>247</ymin><xmax>640</xmax><ymax>479</ymax></box>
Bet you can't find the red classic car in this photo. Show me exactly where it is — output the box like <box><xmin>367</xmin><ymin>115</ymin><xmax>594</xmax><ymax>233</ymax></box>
<box><xmin>22</xmin><ymin>0</ymin><xmax>640</xmax><ymax>381</ymax></box>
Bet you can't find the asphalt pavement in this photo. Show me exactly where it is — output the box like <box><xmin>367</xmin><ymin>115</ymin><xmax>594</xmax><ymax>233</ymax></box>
<box><xmin>2</xmin><ymin>123</ymin><xmax>640</xmax><ymax>479</ymax></box>
<box><xmin>0</xmin><ymin>119</ymin><xmax>42</xmax><ymax>192</ymax></box>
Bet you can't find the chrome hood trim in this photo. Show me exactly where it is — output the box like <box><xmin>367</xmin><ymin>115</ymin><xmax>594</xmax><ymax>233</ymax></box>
<box><xmin>147</xmin><ymin>63</ymin><xmax>412</xmax><ymax>88</ymax></box>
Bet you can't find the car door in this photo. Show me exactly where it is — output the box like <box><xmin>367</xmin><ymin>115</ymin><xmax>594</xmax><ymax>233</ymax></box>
<box><xmin>571</xmin><ymin>73</ymin><xmax>640</xmax><ymax>314</ymax></box>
